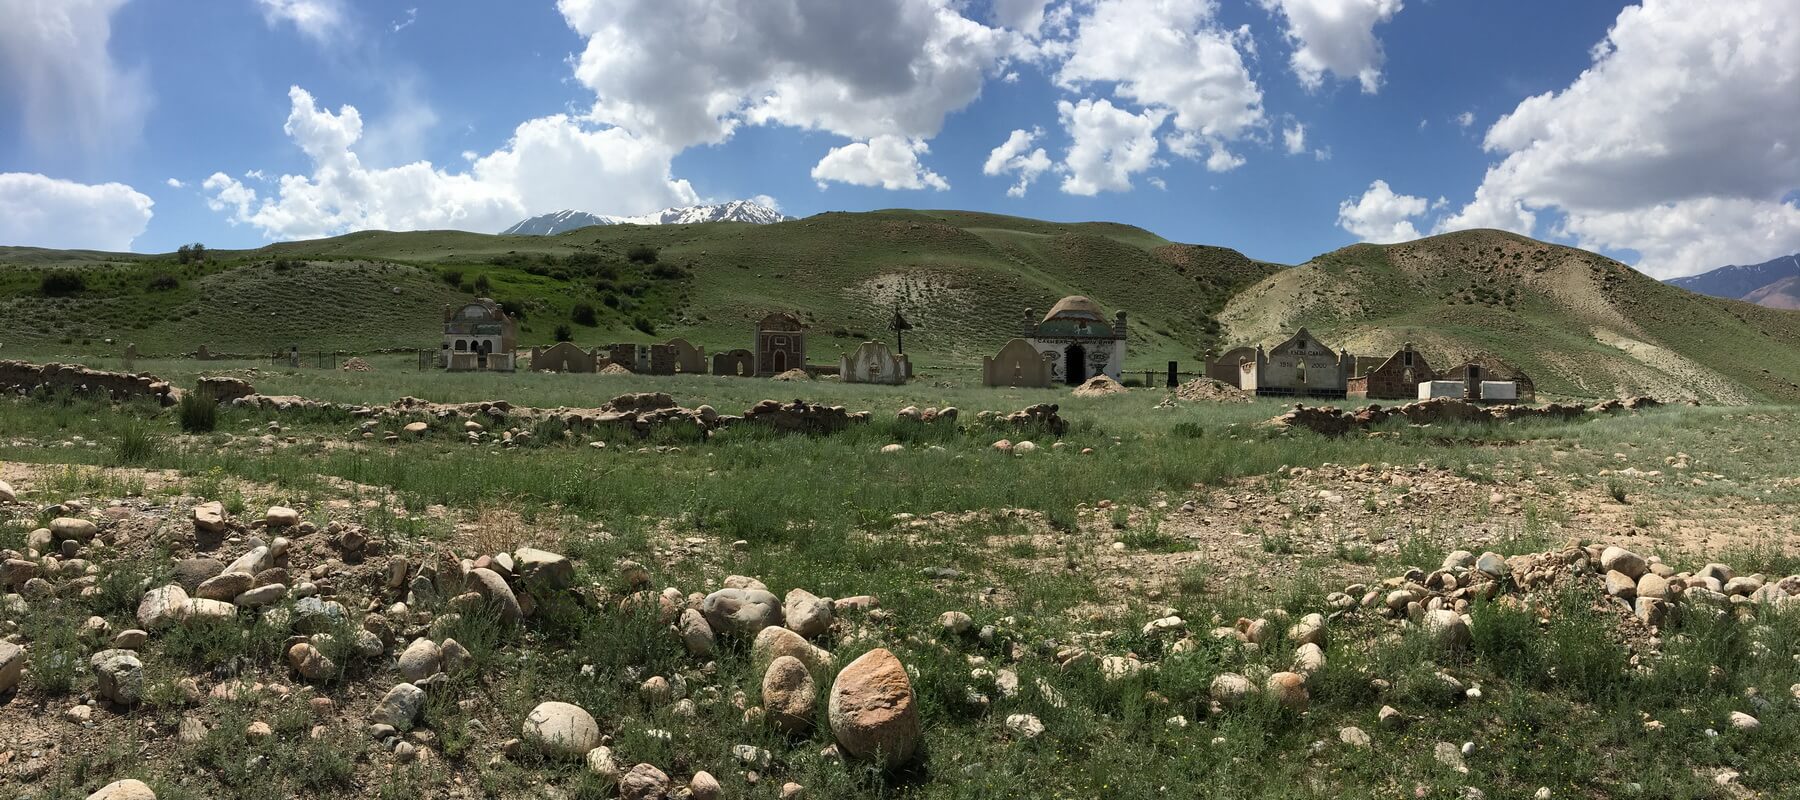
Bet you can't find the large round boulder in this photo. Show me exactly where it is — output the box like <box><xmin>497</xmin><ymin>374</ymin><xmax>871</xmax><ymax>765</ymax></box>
<box><xmin>827</xmin><ymin>648</ymin><xmax>920</xmax><ymax>768</ymax></box>
<box><xmin>702</xmin><ymin>587</ymin><xmax>783</xmax><ymax>638</ymax></box>
<box><xmin>50</xmin><ymin>517</ymin><xmax>98</xmax><ymax>542</ymax></box>
<box><xmin>136</xmin><ymin>585</ymin><xmax>189</xmax><ymax>629</ymax></box>
<box><xmin>620</xmin><ymin>763</ymin><xmax>670</xmax><ymax>800</ymax></box>
<box><xmin>1420</xmin><ymin>609</ymin><xmax>1471</xmax><ymax>652</ymax></box>
<box><xmin>397</xmin><ymin>638</ymin><xmax>442</xmax><ymax>682</ymax></box>
<box><xmin>86</xmin><ymin>779</ymin><xmax>157</xmax><ymax>800</ymax></box>
<box><xmin>751</xmin><ymin>625</ymin><xmax>832</xmax><ymax>677</ymax></box>
<box><xmin>522</xmin><ymin>701</ymin><xmax>600</xmax><ymax>758</ymax></box>
<box><xmin>466</xmin><ymin>567</ymin><xmax>523</xmax><ymax>624</ymax></box>
<box><xmin>762</xmin><ymin>655</ymin><xmax>817</xmax><ymax>734</ymax></box>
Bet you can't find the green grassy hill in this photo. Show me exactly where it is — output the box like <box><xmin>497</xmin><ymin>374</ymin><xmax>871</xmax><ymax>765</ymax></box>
<box><xmin>0</xmin><ymin>210</ymin><xmax>1281</xmax><ymax>370</ymax></box>
<box><xmin>5</xmin><ymin>217</ymin><xmax>1799</xmax><ymax>402</ymax></box>
<box><xmin>1218</xmin><ymin>229</ymin><xmax>1800</xmax><ymax>402</ymax></box>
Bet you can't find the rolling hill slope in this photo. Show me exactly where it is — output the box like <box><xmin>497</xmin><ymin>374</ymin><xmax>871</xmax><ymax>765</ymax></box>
<box><xmin>6</xmin><ymin>217</ymin><xmax>1798</xmax><ymax>402</ymax></box>
<box><xmin>0</xmin><ymin>210</ymin><xmax>1282</xmax><ymax>368</ymax></box>
<box><xmin>1218</xmin><ymin>229</ymin><xmax>1800</xmax><ymax>402</ymax></box>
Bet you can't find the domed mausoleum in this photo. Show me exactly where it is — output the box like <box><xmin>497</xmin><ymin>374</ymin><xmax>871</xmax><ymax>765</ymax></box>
<box><xmin>1019</xmin><ymin>296</ymin><xmax>1127</xmax><ymax>385</ymax></box>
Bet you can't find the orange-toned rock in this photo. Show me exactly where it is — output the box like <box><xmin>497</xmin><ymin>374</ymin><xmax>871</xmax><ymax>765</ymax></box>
<box><xmin>827</xmin><ymin>648</ymin><xmax>919</xmax><ymax>767</ymax></box>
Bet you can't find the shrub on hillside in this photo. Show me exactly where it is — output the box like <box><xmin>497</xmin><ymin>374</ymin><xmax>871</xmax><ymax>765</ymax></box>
<box><xmin>626</xmin><ymin>244</ymin><xmax>658</xmax><ymax>264</ymax></box>
<box><xmin>498</xmin><ymin>299</ymin><xmax>526</xmax><ymax>319</ymax></box>
<box><xmin>441</xmin><ymin>269</ymin><xmax>463</xmax><ymax>287</ymax></box>
<box><xmin>146</xmin><ymin>273</ymin><xmax>181</xmax><ymax>291</ymax></box>
<box><xmin>39</xmin><ymin>273</ymin><xmax>86</xmax><ymax>296</ymax></box>
<box><xmin>649</xmin><ymin>262</ymin><xmax>689</xmax><ymax>280</ymax></box>
<box><xmin>554</xmin><ymin>324</ymin><xmax>573</xmax><ymax>342</ymax></box>
<box><xmin>473</xmin><ymin>275</ymin><xmax>493</xmax><ymax>295</ymax></box>
<box><xmin>571</xmin><ymin>303</ymin><xmax>598</xmax><ymax>326</ymax></box>
<box><xmin>632</xmin><ymin>316</ymin><xmax>656</xmax><ymax>335</ymax></box>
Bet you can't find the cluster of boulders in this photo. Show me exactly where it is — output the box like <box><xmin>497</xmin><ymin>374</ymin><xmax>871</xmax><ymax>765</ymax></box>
<box><xmin>0</xmin><ymin>361</ymin><xmax>178</xmax><ymax>406</ymax></box>
<box><xmin>233</xmin><ymin>389</ymin><xmax>874</xmax><ymax>444</ymax></box>
<box><xmin>434</xmin><ymin>570</ymin><xmax>917</xmax><ymax>797</ymax></box>
<box><xmin>738</xmin><ymin>398</ymin><xmax>869</xmax><ymax>434</ymax></box>
<box><xmin>1268</xmin><ymin>397</ymin><xmax>1663</xmax><ymax>436</ymax></box>
<box><xmin>896</xmin><ymin>405</ymin><xmax>959</xmax><ymax>424</ymax></box>
<box><xmin>974</xmin><ymin>403</ymin><xmax>1068</xmax><ymax>437</ymax></box>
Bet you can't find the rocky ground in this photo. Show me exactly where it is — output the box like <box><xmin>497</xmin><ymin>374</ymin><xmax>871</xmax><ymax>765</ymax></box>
<box><xmin>5</xmin><ymin>442</ymin><xmax>1800</xmax><ymax>799</ymax></box>
<box><xmin>3</xmin><ymin>376</ymin><xmax>1800</xmax><ymax>798</ymax></box>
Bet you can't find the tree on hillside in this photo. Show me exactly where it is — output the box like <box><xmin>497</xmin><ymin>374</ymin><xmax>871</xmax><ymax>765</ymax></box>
<box><xmin>176</xmin><ymin>244</ymin><xmax>192</xmax><ymax>264</ymax></box>
<box><xmin>571</xmin><ymin>302</ymin><xmax>598</xmax><ymax>326</ymax></box>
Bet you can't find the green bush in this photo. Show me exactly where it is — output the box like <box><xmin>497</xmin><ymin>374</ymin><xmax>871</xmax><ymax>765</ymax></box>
<box><xmin>626</xmin><ymin>244</ymin><xmax>658</xmax><ymax>264</ymax></box>
<box><xmin>554</xmin><ymin>324</ymin><xmax>573</xmax><ymax>342</ymax></box>
<box><xmin>39</xmin><ymin>272</ymin><xmax>86</xmax><ymax>296</ymax></box>
<box><xmin>180</xmin><ymin>391</ymin><xmax>219</xmax><ymax>433</ymax></box>
<box><xmin>571</xmin><ymin>302</ymin><xmax>598</xmax><ymax>326</ymax></box>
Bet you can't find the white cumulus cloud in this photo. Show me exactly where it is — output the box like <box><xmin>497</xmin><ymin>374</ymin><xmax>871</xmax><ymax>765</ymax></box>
<box><xmin>256</xmin><ymin>0</ymin><xmax>346</xmax><ymax>42</ymax></box>
<box><xmin>1338</xmin><ymin>179</ymin><xmax>1428</xmax><ymax>243</ymax></box>
<box><xmin>810</xmin><ymin>136</ymin><xmax>949</xmax><ymax>191</ymax></box>
<box><xmin>983</xmin><ymin>127</ymin><xmax>1053</xmax><ymax>197</ymax></box>
<box><xmin>1058</xmin><ymin>98</ymin><xmax>1167</xmax><ymax>196</ymax></box>
<box><xmin>202</xmin><ymin>86</ymin><xmax>696</xmax><ymax>241</ymax></box>
<box><xmin>1439</xmin><ymin>0</ymin><xmax>1800</xmax><ymax>278</ymax></box>
<box><xmin>990</xmin><ymin>0</ymin><xmax>1055</xmax><ymax>36</ymax></box>
<box><xmin>1057</xmin><ymin>0</ymin><xmax>1264</xmax><ymax>175</ymax></box>
<box><xmin>556</xmin><ymin>0</ymin><xmax>1016</xmax><ymax>149</ymax></box>
<box><xmin>0</xmin><ymin>172</ymin><xmax>153</xmax><ymax>250</ymax></box>
<box><xmin>1259</xmin><ymin>0</ymin><xmax>1404</xmax><ymax>93</ymax></box>
<box><xmin>1283</xmin><ymin>123</ymin><xmax>1307</xmax><ymax>155</ymax></box>
<box><xmin>0</xmin><ymin>0</ymin><xmax>150</xmax><ymax>160</ymax></box>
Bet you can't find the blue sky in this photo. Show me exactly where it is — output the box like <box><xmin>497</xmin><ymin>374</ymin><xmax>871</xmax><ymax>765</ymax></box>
<box><xmin>2</xmin><ymin>0</ymin><xmax>1796</xmax><ymax>279</ymax></box>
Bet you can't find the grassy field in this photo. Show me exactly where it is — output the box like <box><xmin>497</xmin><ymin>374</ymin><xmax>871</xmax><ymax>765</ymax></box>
<box><xmin>3</xmin><ymin>363</ymin><xmax>1800</xmax><ymax>798</ymax></box>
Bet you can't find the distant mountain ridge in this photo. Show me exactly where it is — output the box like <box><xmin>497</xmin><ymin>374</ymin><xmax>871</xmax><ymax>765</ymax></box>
<box><xmin>502</xmin><ymin>200</ymin><xmax>792</xmax><ymax>235</ymax></box>
<box><xmin>1665</xmin><ymin>253</ymin><xmax>1800</xmax><ymax>308</ymax></box>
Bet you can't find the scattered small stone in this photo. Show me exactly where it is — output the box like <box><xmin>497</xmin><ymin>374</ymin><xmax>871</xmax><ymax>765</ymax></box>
<box><xmin>1005</xmin><ymin>713</ymin><xmax>1045</xmax><ymax>739</ymax></box>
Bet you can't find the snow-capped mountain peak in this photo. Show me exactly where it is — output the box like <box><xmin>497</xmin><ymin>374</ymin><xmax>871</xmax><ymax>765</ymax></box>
<box><xmin>502</xmin><ymin>201</ymin><xmax>792</xmax><ymax>235</ymax></box>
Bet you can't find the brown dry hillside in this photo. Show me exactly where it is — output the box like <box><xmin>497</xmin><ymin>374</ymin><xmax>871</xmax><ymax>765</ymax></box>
<box><xmin>1219</xmin><ymin>229</ymin><xmax>1800</xmax><ymax>402</ymax></box>
<box><xmin>1743</xmin><ymin>276</ymin><xmax>1800</xmax><ymax>310</ymax></box>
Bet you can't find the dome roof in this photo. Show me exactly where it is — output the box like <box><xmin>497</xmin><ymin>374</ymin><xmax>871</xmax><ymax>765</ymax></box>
<box><xmin>1041</xmin><ymin>295</ymin><xmax>1107</xmax><ymax>324</ymax></box>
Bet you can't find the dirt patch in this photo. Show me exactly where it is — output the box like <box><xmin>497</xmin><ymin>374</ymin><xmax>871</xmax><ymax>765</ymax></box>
<box><xmin>1071</xmin><ymin>375</ymin><xmax>1126</xmax><ymax>397</ymax></box>
<box><xmin>1167</xmin><ymin>377</ymin><xmax>1251</xmax><ymax>404</ymax></box>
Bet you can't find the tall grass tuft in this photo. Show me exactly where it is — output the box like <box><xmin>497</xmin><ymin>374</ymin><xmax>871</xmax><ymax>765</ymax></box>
<box><xmin>179</xmin><ymin>391</ymin><xmax>219</xmax><ymax>433</ymax></box>
<box><xmin>112</xmin><ymin>420</ymin><xmax>158</xmax><ymax>465</ymax></box>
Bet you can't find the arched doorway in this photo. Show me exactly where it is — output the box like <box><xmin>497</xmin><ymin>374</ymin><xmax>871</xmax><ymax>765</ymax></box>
<box><xmin>773</xmin><ymin>351</ymin><xmax>788</xmax><ymax>374</ymax></box>
<box><xmin>1466</xmin><ymin>365</ymin><xmax>1483</xmax><ymax>399</ymax></box>
<box><xmin>1064</xmin><ymin>344</ymin><xmax>1087</xmax><ymax>385</ymax></box>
